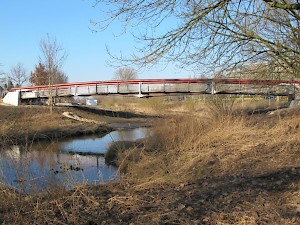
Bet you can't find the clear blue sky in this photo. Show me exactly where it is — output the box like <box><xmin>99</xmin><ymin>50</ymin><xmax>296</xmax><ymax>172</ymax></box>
<box><xmin>0</xmin><ymin>0</ymin><xmax>194</xmax><ymax>83</ymax></box>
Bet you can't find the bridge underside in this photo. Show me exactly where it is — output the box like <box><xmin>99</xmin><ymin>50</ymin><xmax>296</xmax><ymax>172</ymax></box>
<box><xmin>3</xmin><ymin>78</ymin><xmax>299</xmax><ymax>106</ymax></box>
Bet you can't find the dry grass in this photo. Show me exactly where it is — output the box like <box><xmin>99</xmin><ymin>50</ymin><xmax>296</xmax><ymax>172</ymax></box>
<box><xmin>103</xmin><ymin>103</ymin><xmax>299</xmax><ymax>224</ymax></box>
<box><xmin>0</xmin><ymin>105</ymin><xmax>113</xmax><ymax>147</ymax></box>
<box><xmin>119</xmin><ymin>101</ymin><xmax>300</xmax><ymax>186</ymax></box>
<box><xmin>0</xmin><ymin>98</ymin><xmax>299</xmax><ymax>224</ymax></box>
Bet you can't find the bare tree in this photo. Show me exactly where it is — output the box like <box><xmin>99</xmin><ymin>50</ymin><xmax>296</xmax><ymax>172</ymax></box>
<box><xmin>113</xmin><ymin>67</ymin><xmax>138</xmax><ymax>80</ymax></box>
<box><xmin>0</xmin><ymin>64</ymin><xmax>7</xmax><ymax>96</ymax></box>
<box><xmin>93</xmin><ymin>0</ymin><xmax>300</xmax><ymax>78</ymax></box>
<box><xmin>39</xmin><ymin>34</ymin><xmax>68</xmax><ymax>112</ymax></box>
<box><xmin>0</xmin><ymin>63</ymin><xmax>5</xmax><ymax>83</ymax></box>
<box><xmin>9</xmin><ymin>63</ymin><xmax>28</xmax><ymax>87</ymax></box>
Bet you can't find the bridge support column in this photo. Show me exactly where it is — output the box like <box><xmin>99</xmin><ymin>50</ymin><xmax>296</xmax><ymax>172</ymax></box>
<box><xmin>74</xmin><ymin>85</ymin><xmax>78</xmax><ymax>96</ymax></box>
<box><xmin>211</xmin><ymin>82</ymin><xmax>216</xmax><ymax>94</ymax></box>
<box><xmin>137</xmin><ymin>82</ymin><xmax>145</xmax><ymax>98</ymax></box>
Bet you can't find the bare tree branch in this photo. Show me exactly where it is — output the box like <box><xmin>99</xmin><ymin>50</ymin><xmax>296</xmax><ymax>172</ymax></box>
<box><xmin>113</xmin><ymin>67</ymin><xmax>138</xmax><ymax>80</ymax></box>
<box><xmin>263</xmin><ymin>0</ymin><xmax>300</xmax><ymax>10</ymax></box>
<box><xmin>93</xmin><ymin>0</ymin><xmax>300</xmax><ymax>77</ymax></box>
<box><xmin>9</xmin><ymin>63</ymin><xmax>28</xmax><ymax>87</ymax></box>
<box><xmin>39</xmin><ymin>34</ymin><xmax>68</xmax><ymax>112</ymax></box>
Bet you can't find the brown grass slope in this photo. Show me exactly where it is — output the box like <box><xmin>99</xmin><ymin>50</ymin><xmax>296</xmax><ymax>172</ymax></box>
<box><xmin>126</xmin><ymin>112</ymin><xmax>300</xmax><ymax>182</ymax></box>
<box><xmin>0</xmin><ymin>105</ymin><xmax>111</xmax><ymax>146</ymax></box>
<box><xmin>114</xmin><ymin>108</ymin><xmax>300</xmax><ymax>224</ymax></box>
<box><xmin>0</xmin><ymin>104</ymin><xmax>153</xmax><ymax>146</ymax></box>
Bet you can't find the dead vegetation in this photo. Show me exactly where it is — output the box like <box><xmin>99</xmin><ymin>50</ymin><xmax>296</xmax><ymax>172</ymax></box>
<box><xmin>118</xmin><ymin>106</ymin><xmax>300</xmax><ymax>183</ymax></box>
<box><xmin>0</xmin><ymin>97</ymin><xmax>299</xmax><ymax>224</ymax></box>
<box><xmin>0</xmin><ymin>105</ymin><xmax>105</xmax><ymax>145</ymax></box>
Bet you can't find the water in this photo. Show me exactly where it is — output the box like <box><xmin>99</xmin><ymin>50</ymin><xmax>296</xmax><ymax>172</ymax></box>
<box><xmin>0</xmin><ymin>128</ymin><xmax>147</xmax><ymax>194</ymax></box>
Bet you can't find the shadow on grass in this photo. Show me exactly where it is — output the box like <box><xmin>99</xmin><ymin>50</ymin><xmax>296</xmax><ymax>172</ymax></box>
<box><xmin>73</xmin><ymin>105</ymin><xmax>159</xmax><ymax>119</ymax></box>
<box><xmin>148</xmin><ymin>166</ymin><xmax>300</xmax><ymax>224</ymax></box>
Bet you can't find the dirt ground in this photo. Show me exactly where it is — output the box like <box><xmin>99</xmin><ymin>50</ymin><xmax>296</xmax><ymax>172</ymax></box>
<box><xmin>0</xmin><ymin>102</ymin><xmax>300</xmax><ymax>224</ymax></box>
<box><xmin>1</xmin><ymin>166</ymin><xmax>299</xmax><ymax>224</ymax></box>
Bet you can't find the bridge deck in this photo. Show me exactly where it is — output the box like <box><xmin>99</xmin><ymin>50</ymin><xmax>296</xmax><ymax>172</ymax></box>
<box><xmin>4</xmin><ymin>78</ymin><xmax>299</xmax><ymax>106</ymax></box>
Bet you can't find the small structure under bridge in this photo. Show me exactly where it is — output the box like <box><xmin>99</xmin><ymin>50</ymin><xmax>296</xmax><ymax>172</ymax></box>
<box><xmin>3</xmin><ymin>78</ymin><xmax>299</xmax><ymax>106</ymax></box>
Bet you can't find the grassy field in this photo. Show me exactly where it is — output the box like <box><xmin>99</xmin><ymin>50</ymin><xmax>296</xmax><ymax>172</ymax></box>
<box><xmin>0</xmin><ymin>96</ymin><xmax>299</xmax><ymax>224</ymax></box>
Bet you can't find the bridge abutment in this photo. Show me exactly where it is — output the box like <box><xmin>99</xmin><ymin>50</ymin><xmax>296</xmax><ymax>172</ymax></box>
<box><xmin>3</xmin><ymin>91</ymin><xmax>20</xmax><ymax>106</ymax></box>
<box><xmin>289</xmin><ymin>94</ymin><xmax>300</xmax><ymax>108</ymax></box>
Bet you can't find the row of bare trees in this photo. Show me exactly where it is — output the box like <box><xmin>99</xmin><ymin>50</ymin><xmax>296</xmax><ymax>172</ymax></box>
<box><xmin>1</xmin><ymin>34</ymin><xmax>136</xmax><ymax>90</ymax></box>
<box><xmin>0</xmin><ymin>35</ymin><xmax>68</xmax><ymax>91</ymax></box>
<box><xmin>0</xmin><ymin>63</ymin><xmax>28</xmax><ymax>89</ymax></box>
<box><xmin>2</xmin><ymin>1</ymin><xmax>299</xmax><ymax>89</ymax></box>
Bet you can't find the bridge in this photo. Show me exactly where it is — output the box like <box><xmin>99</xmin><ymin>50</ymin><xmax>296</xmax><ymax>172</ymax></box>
<box><xmin>3</xmin><ymin>78</ymin><xmax>299</xmax><ymax>106</ymax></box>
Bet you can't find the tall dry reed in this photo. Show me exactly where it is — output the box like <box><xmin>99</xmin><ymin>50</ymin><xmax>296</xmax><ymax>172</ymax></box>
<box><xmin>119</xmin><ymin>103</ymin><xmax>300</xmax><ymax>187</ymax></box>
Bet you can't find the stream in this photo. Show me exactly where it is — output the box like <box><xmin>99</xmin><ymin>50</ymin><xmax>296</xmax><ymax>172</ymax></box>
<box><xmin>0</xmin><ymin>128</ymin><xmax>147</xmax><ymax>194</ymax></box>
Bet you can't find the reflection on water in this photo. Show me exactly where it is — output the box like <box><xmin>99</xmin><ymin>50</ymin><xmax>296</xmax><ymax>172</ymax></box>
<box><xmin>61</xmin><ymin>128</ymin><xmax>146</xmax><ymax>154</ymax></box>
<box><xmin>0</xmin><ymin>128</ymin><xmax>147</xmax><ymax>194</ymax></box>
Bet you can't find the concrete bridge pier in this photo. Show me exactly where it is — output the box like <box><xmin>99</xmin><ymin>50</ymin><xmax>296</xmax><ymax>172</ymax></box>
<box><xmin>211</xmin><ymin>81</ymin><xmax>216</xmax><ymax>94</ymax></box>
